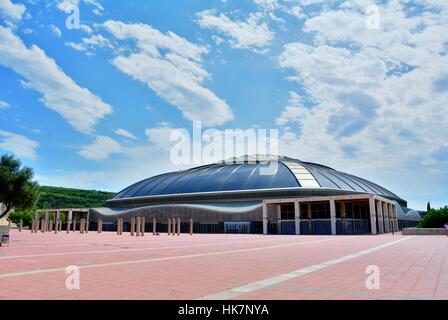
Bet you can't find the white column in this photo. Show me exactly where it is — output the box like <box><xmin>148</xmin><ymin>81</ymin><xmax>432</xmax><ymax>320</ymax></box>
<box><xmin>294</xmin><ymin>200</ymin><xmax>301</xmax><ymax>235</ymax></box>
<box><xmin>153</xmin><ymin>218</ymin><xmax>157</xmax><ymax>235</ymax></box>
<box><xmin>376</xmin><ymin>200</ymin><xmax>384</xmax><ymax>234</ymax></box>
<box><xmin>262</xmin><ymin>203</ymin><xmax>268</xmax><ymax>235</ymax></box>
<box><xmin>177</xmin><ymin>218</ymin><xmax>181</xmax><ymax>236</ymax></box>
<box><xmin>189</xmin><ymin>218</ymin><xmax>193</xmax><ymax>236</ymax></box>
<box><xmin>330</xmin><ymin>199</ymin><xmax>336</xmax><ymax>235</ymax></box>
<box><xmin>369</xmin><ymin>197</ymin><xmax>377</xmax><ymax>235</ymax></box>
<box><xmin>167</xmin><ymin>218</ymin><xmax>172</xmax><ymax>235</ymax></box>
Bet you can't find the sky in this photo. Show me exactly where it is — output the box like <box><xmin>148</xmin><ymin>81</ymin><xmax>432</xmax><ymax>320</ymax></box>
<box><xmin>0</xmin><ymin>0</ymin><xmax>447</xmax><ymax>210</ymax></box>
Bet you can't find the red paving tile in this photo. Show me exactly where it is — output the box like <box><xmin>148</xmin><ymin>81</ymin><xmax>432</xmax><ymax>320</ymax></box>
<box><xmin>0</xmin><ymin>230</ymin><xmax>447</xmax><ymax>300</ymax></box>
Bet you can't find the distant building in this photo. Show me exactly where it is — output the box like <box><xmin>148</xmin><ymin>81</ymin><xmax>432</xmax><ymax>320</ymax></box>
<box><xmin>90</xmin><ymin>155</ymin><xmax>420</xmax><ymax>235</ymax></box>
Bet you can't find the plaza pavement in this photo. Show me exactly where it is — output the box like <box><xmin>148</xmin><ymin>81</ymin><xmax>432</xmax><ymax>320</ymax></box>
<box><xmin>0</xmin><ymin>230</ymin><xmax>447</xmax><ymax>300</ymax></box>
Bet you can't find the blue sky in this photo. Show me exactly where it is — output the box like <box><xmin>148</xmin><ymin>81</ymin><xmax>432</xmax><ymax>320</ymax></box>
<box><xmin>0</xmin><ymin>0</ymin><xmax>447</xmax><ymax>210</ymax></box>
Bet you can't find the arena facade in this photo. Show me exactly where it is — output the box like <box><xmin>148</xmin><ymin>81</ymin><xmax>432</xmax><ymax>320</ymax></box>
<box><xmin>76</xmin><ymin>155</ymin><xmax>420</xmax><ymax>235</ymax></box>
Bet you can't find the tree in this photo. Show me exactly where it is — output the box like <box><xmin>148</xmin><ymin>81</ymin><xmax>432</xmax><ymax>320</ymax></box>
<box><xmin>427</xmin><ymin>201</ymin><xmax>431</xmax><ymax>211</ymax></box>
<box><xmin>0</xmin><ymin>154</ymin><xmax>39</xmax><ymax>220</ymax></box>
<box><xmin>417</xmin><ymin>206</ymin><xmax>448</xmax><ymax>228</ymax></box>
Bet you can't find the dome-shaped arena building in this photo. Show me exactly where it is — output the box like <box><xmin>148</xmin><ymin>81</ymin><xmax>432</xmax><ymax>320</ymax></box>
<box><xmin>90</xmin><ymin>155</ymin><xmax>418</xmax><ymax>235</ymax></box>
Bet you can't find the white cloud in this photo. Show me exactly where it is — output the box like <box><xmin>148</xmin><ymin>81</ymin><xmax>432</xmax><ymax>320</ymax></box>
<box><xmin>66</xmin><ymin>34</ymin><xmax>113</xmax><ymax>55</ymax></box>
<box><xmin>103</xmin><ymin>20</ymin><xmax>234</xmax><ymax>127</ymax></box>
<box><xmin>145</xmin><ymin>124</ymin><xmax>175</xmax><ymax>152</ymax></box>
<box><xmin>0</xmin><ymin>26</ymin><xmax>113</xmax><ymax>133</ymax></box>
<box><xmin>276</xmin><ymin>1</ymin><xmax>448</xmax><ymax>206</ymax></box>
<box><xmin>0</xmin><ymin>100</ymin><xmax>9</xmax><ymax>109</ymax></box>
<box><xmin>0</xmin><ymin>130</ymin><xmax>38</xmax><ymax>160</ymax></box>
<box><xmin>115</xmin><ymin>128</ymin><xmax>137</xmax><ymax>140</ymax></box>
<box><xmin>0</xmin><ymin>0</ymin><xmax>25</xmax><ymax>22</ymax></box>
<box><xmin>50</xmin><ymin>25</ymin><xmax>62</xmax><ymax>37</ymax></box>
<box><xmin>56</xmin><ymin>0</ymin><xmax>103</xmax><ymax>14</ymax></box>
<box><xmin>78</xmin><ymin>135</ymin><xmax>123</xmax><ymax>161</ymax></box>
<box><xmin>197</xmin><ymin>10</ymin><xmax>273</xmax><ymax>51</ymax></box>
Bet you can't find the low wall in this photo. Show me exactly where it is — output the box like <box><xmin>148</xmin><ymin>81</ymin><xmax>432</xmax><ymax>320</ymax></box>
<box><xmin>402</xmin><ymin>228</ymin><xmax>447</xmax><ymax>235</ymax></box>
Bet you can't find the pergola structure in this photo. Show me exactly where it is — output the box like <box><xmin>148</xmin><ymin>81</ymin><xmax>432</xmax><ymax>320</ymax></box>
<box><xmin>262</xmin><ymin>193</ymin><xmax>399</xmax><ymax>235</ymax></box>
<box><xmin>32</xmin><ymin>208</ymin><xmax>90</xmax><ymax>234</ymax></box>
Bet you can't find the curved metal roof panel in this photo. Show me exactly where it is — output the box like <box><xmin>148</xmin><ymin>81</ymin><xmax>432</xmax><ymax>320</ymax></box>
<box><xmin>111</xmin><ymin>155</ymin><xmax>404</xmax><ymax>203</ymax></box>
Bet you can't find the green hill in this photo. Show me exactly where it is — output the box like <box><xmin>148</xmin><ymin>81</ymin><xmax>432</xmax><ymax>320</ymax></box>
<box><xmin>36</xmin><ymin>186</ymin><xmax>116</xmax><ymax>209</ymax></box>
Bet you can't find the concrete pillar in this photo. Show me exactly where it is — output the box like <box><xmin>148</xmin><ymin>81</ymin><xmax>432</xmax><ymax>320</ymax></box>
<box><xmin>388</xmin><ymin>203</ymin><xmax>395</xmax><ymax>232</ymax></box>
<box><xmin>341</xmin><ymin>201</ymin><xmax>346</xmax><ymax>234</ymax></box>
<box><xmin>189</xmin><ymin>218</ymin><xmax>193</xmax><ymax>235</ymax></box>
<box><xmin>276</xmin><ymin>204</ymin><xmax>282</xmax><ymax>234</ymax></box>
<box><xmin>72</xmin><ymin>216</ymin><xmax>77</xmax><ymax>232</ymax></box>
<box><xmin>153</xmin><ymin>218</ymin><xmax>156</xmax><ymax>235</ymax></box>
<box><xmin>67</xmin><ymin>210</ymin><xmax>73</xmax><ymax>233</ymax></box>
<box><xmin>172</xmin><ymin>218</ymin><xmax>176</xmax><ymax>236</ymax></box>
<box><xmin>376</xmin><ymin>200</ymin><xmax>384</xmax><ymax>234</ymax></box>
<box><xmin>117</xmin><ymin>217</ymin><xmax>120</xmax><ymax>235</ymax></box>
<box><xmin>41</xmin><ymin>219</ymin><xmax>45</xmax><ymax>233</ymax></box>
<box><xmin>80</xmin><ymin>219</ymin><xmax>86</xmax><ymax>234</ymax></box>
<box><xmin>45</xmin><ymin>211</ymin><xmax>49</xmax><ymax>232</ymax></box>
<box><xmin>168</xmin><ymin>218</ymin><xmax>172</xmax><ymax>235</ymax></box>
<box><xmin>141</xmin><ymin>217</ymin><xmax>145</xmax><ymax>236</ymax></box>
<box><xmin>136</xmin><ymin>217</ymin><xmax>141</xmax><ymax>237</ymax></box>
<box><xmin>294</xmin><ymin>200</ymin><xmax>301</xmax><ymax>235</ymax></box>
<box><xmin>382</xmin><ymin>202</ymin><xmax>389</xmax><ymax>233</ymax></box>
<box><xmin>262</xmin><ymin>203</ymin><xmax>268</xmax><ymax>235</ymax></box>
<box><xmin>393</xmin><ymin>205</ymin><xmax>399</xmax><ymax>231</ymax></box>
<box><xmin>19</xmin><ymin>219</ymin><xmax>23</xmax><ymax>232</ymax></box>
<box><xmin>130</xmin><ymin>217</ymin><xmax>135</xmax><ymax>236</ymax></box>
<box><xmin>369</xmin><ymin>197</ymin><xmax>377</xmax><ymax>235</ymax></box>
<box><xmin>31</xmin><ymin>219</ymin><xmax>35</xmax><ymax>233</ymax></box>
<box><xmin>85</xmin><ymin>212</ymin><xmax>90</xmax><ymax>233</ymax></box>
<box><xmin>36</xmin><ymin>219</ymin><xmax>41</xmax><ymax>233</ymax></box>
<box><xmin>307</xmin><ymin>203</ymin><xmax>312</xmax><ymax>234</ymax></box>
<box><xmin>97</xmin><ymin>219</ymin><xmax>103</xmax><ymax>233</ymax></box>
<box><xmin>330</xmin><ymin>199</ymin><xmax>336</xmax><ymax>235</ymax></box>
<box><xmin>49</xmin><ymin>220</ymin><xmax>54</xmax><ymax>232</ymax></box>
<box><xmin>177</xmin><ymin>218</ymin><xmax>181</xmax><ymax>236</ymax></box>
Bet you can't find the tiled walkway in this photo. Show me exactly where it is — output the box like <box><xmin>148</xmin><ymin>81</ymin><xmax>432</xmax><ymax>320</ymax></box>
<box><xmin>0</xmin><ymin>230</ymin><xmax>446</xmax><ymax>300</ymax></box>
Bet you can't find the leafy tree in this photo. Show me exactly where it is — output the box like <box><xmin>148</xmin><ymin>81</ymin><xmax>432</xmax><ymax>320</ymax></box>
<box><xmin>417</xmin><ymin>206</ymin><xmax>448</xmax><ymax>228</ymax></box>
<box><xmin>9</xmin><ymin>208</ymin><xmax>34</xmax><ymax>227</ymax></box>
<box><xmin>0</xmin><ymin>154</ymin><xmax>40</xmax><ymax>220</ymax></box>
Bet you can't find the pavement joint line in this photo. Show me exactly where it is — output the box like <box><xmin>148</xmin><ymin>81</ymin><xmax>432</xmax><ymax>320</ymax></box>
<box><xmin>197</xmin><ymin>236</ymin><xmax>414</xmax><ymax>300</ymax></box>
<box><xmin>0</xmin><ymin>237</ymin><xmax>306</xmax><ymax>260</ymax></box>
<box><xmin>0</xmin><ymin>238</ymin><xmax>336</xmax><ymax>279</ymax></box>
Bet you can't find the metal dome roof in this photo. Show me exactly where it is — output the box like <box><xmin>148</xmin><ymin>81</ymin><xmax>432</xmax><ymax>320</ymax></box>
<box><xmin>112</xmin><ymin>155</ymin><xmax>403</xmax><ymax>203</ymax></box>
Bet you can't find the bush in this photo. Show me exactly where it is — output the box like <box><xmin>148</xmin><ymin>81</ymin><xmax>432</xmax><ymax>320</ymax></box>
<box><xmin>417</xmin><ymin>206</ymin><xmax>448</xmax><ymax>228</ymax></box>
